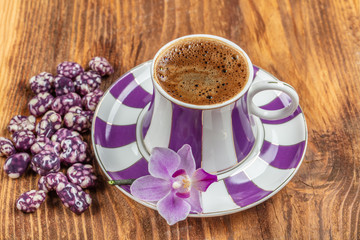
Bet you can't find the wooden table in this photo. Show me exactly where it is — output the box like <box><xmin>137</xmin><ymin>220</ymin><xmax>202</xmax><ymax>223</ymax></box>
<box><xmin>0</xmin><ymin>0</ymin><xmax>359</xmax><ymax>239</ymax></box>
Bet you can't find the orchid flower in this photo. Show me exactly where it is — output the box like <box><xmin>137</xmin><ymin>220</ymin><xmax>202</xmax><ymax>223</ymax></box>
<box><xmin>130</xmin><ymin>144</ymin><xmax>218</xmax><ymax>225</ymax></box>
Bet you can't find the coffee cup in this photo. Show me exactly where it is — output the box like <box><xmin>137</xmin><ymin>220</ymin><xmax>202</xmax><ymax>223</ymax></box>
<box><xmin>138</xmin><ymin>34</ymin><xmax>299</xmax><ymax>174</ymax></box>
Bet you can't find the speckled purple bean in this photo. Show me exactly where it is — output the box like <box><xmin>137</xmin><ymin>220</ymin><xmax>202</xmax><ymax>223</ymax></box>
<box><xmin>38</xmin><ymin>172</ymin><xmax>68</xmax><ymax>192</ymax></box>
<box><xmin>67</xmin><ymin>163</ymin><xmax>96</xmax><ymax>188</ymax></box>
<box><xmin>42</xmin><ymin>111</ymin><xmax>62</xmax><ymax>129</ymax></box>
<box><xmin>82</xmin><ymin>89</ymin><xmax>104</xmax><ymax>111</ymax></box>
<box><xmin>28</xmin><ymin>92</ymin><xmax>54</xmax><ymax>117</ymax></box>
<box><xmin>57</xmin><ymin>61</ymin><xmax>84</xmax><ymax>79</ymax></box>
<box><xmin>29</xmin><ymin>72</ymin><xmax>54</xmax><ymax>94</ymax></box>
<box><xmin>30</xmin><ymin>136</ymin><xmax>61</xmax><ymax>156</ymax></box>
<box><xmin>3</xmin><ymin>153</ymin><xmax>30</xmax><ymax>178</ymax></box>
<box><xmin>12</xmin><ymin>130</ymin><xmax>35</xmax><ymax>152</ymax></box>
<box><xmin>54</xmin><ymin>75</ymin><xmax>75</xmax><ymax>96</ymax></box>
<box><xmin>74</xmin><ymin>71</ymin><xmax>102</xmax><ymax>96</ymax></box>
<box><xmin>8</xmin><ymin>115</ymin><xmax>36</xmax><ymax>133</ymax></box>
<box><xmin>64</xmin><ymin>106</ymin><xmax>91</xmax><ymax>133</ymax></box>
<box><xmin>69</xmin><ymin>106</ymin><xmax>93</xmax><ymax>122</ymax></box>
<box><xmin>60</xmin><ymin>136</ymin><xmax>89</xmax><ymax>166</ymax></box>
<box><xmin>31</xmin><ymin>151</ymin><xmax>61</xmax><ymax>176</ymax></box>
<box><xmin>89</xmin><ymin>57</ymin><xmax>114</xmax><ymax>76</ymax></box>
<box><xmin>16</xmin><ymin>190</ymin><xmax>46</xmax><ymax>213</ymax></box>
<box><xmin>51</xmin><ymin>92</ymin><xmax>82</xmax><ymax>115</ymax></box>
<box><xmin>82</xmin><ymin>110</ymin><xmax>94</xmax><ymax>124</ymax></box>
<box><xmin>37</xmin><ymin>176</ymin><xmax>48</xmax><ymax>192</ymax></box>
<box><xmin>63</xmin><ymin>112</ymin><xmax>89</xmax><ymax>132</ymax></box>
<box><xmin>51</xmin><ymin>128</ymin><xmax>82</xmax><ymax>144</ymax></box>
<box><xmin>56</xmin><ymin>182</ymin><xmax>91</xmax><ymax>214</ymax></box>
<box><xmin>67</xmin><ymin>106</ymin><xmax>83</xmax><ymax>116</ymax></box>
<box><xmin>0</xmin><ymin>137</ymin><xmax>16</xmax><ymax>157</ymax></box>
<box><xmin>35</xmin><ymin>111</ymin><xmax>62</xmax><ymax>138</ymax></box>
<box><xmin>35</xmin><ymin>119</ymin><xmax>55</xmax><ymax>138</ymax></box>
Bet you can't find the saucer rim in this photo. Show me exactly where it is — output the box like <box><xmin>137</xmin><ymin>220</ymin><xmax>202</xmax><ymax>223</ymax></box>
<box><xmin>91</xmin><ymin>60</ymin><xmax>308</xmax><ymax>217</ymax></box>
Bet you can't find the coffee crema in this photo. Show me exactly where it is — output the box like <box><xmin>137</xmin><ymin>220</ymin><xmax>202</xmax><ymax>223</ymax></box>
<box><xmin>154</xmin><ymin>37</ymin><xmax>249</xmax><ymax>105</ymax></box>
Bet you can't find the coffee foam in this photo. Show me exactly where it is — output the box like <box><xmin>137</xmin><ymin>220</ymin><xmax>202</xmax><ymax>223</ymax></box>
<box><xmin>154</xmin><ymin>37</ymin><xmax>249</xmax><ymax>105</ymax></box>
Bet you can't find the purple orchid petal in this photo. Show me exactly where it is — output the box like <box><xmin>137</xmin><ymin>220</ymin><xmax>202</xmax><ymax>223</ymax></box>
<box><xmin>184</xmin><ymin>188</ymin><xmax>202</xmax><ymax>213</ymax></box>
<box><xmin>177</xmin><ymin>144</ymin><xmax>196</xmax><ymax>175</ymax></box>
<box><xmin>172</xmin><ymin>169</ymin><xmax>187</xmax><ymax>178</ymax></box>
<box><xmin>191</xmin><ymin>168</ymin><xmax>218</xmax><ymax>192</ymax></box>
<box><xmin>157</xmin><ymin>191</ymin><xmax>191</xmax><ymax>225</ymax></box>
<box><xmin>176</xmin><ymin>191</ymin><xmax>190</xmax><ymax>198</ymax></box>
<box><xmin>149</xmin><ymin>148</ymin><xmax>181</xmax><ymax>180</ymax></box>
<box><xmin>130</xmin><ymin>175</ymin><xmax>171</xmax><ymax>201</ymax></box>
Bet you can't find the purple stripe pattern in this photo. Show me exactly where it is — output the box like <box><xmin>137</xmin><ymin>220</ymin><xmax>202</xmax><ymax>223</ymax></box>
<box><xmin>109</xmin><ymin>72</ymin><xmax>152</xmax><ymax>108</ymax></box>
<box><xmin>94</xmin><ymin>117</ymin><xmax>136</xmax><ymax>148</ymax></box>
<box><xmin>142</xmin><ymin>94</ymin><xmax>155</xmax><ymax>138</ymax></box>
<box><xmin>122</xmin><ymin>84</ymin><xmax>152</xmax><ymax>108</ymax></box>
<box><xmin>109</xmin><ymin>73</ymin><xmax>134</xmax><ymax>99</ymax></box>
<box><xmin>224</xmin><ymin>172</ymin><xmax>271</xmax><ymax>207</ymax></box>
<box><xmin>107</xmin><ymin>158</ymin><xmax>149</xmax><ymax>192</ymax></box>
<box><xmin>168</xmin><ymin>104</ymin><xmax>203</xmax><ymax>169</ymax></box>
<box><xmin>260</xmin><ymin>93</ymin><xmax>291</xmax><ymax>110</ymax></box>
<box><xmin>260</xmin><ymin>93</ymin><xmax>302</xmax><ymax>124</ymax></box>
<box><xmin>232</xmin><ymin>95</ymin><xmax>255</xmax><ymax>162</ymax></box>
<box><xmin>253</xmin><ymin>66</ymin><xmax>260</xmax><ymax>76</ymax></box>
<box><xmin>260</xmin><ymin>141</ymin><xmax>306</xmax><ymax>169</ymax></box>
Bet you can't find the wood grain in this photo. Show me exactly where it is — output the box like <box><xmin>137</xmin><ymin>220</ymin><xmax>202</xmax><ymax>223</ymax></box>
<box><xmin>0</xmin><ymin>0</ymin><xmax>359</xmax><ymax>239</ymax></box>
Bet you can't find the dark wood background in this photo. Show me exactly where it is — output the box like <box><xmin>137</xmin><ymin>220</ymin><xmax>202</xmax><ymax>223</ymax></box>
<box><xmin>0</xmin><ymin>0</ymin><xmax>359</xmax><ymax>239</ymax></box>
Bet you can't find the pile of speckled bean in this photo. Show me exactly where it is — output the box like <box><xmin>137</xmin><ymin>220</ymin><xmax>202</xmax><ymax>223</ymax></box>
<box><xmin>1</xmin><ymin>57</ymin><xmax>113</xmax><ymax>214</ymax></box>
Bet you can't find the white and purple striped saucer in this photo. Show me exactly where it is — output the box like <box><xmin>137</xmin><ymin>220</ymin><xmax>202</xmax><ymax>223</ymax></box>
<box><xmin>91</xmin><ymin>61</ymin><xmax>308</xmax><ymax>217</ymax></box>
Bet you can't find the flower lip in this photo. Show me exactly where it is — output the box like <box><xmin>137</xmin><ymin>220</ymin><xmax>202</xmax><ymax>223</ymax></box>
<box><xmin>191</xmin><ymin>168</ymin><xmax>218</xmax><ymax>192</ymax></box>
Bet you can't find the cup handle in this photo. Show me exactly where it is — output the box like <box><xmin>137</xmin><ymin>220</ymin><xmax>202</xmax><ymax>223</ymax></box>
<box><xmin>247</xmin><ymin>81</ymin><xmax>299</xmax><ymax>120</ymax></box>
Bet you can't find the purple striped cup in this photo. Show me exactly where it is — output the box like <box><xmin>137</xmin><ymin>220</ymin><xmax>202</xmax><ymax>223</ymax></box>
<box><xmin>140</xmin><ymin>34</ymin><xmax>299</xmax><ymax>174</ymax></box>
